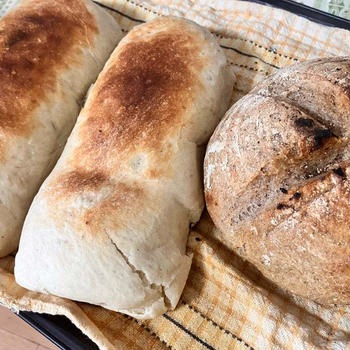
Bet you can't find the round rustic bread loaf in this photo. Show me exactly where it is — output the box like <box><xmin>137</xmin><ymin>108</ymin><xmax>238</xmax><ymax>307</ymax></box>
<box><xmin>204</xmin><ymin>57</ymin><xmax>350</xmax><ymax>305</ymax></box>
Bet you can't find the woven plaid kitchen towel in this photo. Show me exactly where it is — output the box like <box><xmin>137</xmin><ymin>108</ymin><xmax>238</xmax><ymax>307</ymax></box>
<box><xmin>0</xmin><ymin>1</ymin><xmax>349</xmax><ymax>350</ymax></box>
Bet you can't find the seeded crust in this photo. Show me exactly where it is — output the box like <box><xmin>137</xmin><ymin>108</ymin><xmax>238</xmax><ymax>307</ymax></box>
<box><xmin>204</xmin><ymin>57</ymin><xmax>350</xmax><ymax>305</ymax></box>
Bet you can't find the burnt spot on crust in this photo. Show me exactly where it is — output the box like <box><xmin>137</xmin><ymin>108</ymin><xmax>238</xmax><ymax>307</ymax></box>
<box><xmin>276</xmin><ymin>203</ymin><xmax>293</xmax><ymax>210</ymax></box>
<box><xmin>313</xmin><ymin>128</ymin><xmax>334</xmax><ymax>149</ymax></box>
<box><xmin>75</xmin><ymin>27</ymin><xmax>204</xmax><ymax>167</ymax></box>
<box><xmin>0</xmin><ymin>0</ymin><xmax>97</xmax><ymax>137</ymax></box>
<box><xmin>280</xmin><ymin>187</ymin><xmax>288</xmax><ymax>194</ymax></box>
<box><xmin>294</xmin><ymin>118</ymin><xmax>314</xmax><ymax>128</ymax></box>
<box><xmin>293</xmin><ymin>115</ymin><xmax>338</xmax><ymax>150</ymax></box>
<box><xmin>58</xmin><ymin>170</ymin><xmax>107</xmax><ymax>193</ymax></box>
<box><xmin>333</xmin><ymin>167</ymin><xmax>346</xmax><ymax>179</ymax></box>
<box><xmin>292</xmin><ymin>192</ymin><xmax>302</xmax><ymax>200</ymax></box>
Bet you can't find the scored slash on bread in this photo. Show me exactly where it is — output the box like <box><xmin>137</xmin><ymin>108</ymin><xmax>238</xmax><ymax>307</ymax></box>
<box><xmin>204</xmin><ymin>57</ymin><xmax>350</xmax><ymax>305</ymax></box>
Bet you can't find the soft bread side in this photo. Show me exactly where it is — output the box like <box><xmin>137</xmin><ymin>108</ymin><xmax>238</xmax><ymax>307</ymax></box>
<box><xmin>15</xmin><ymin>17</ymin><xmax>234</xmax><ymax>319</ymax></box>
<box><xmin>0</xmin><ymin>0</ymin><xmax>122</xmax><ymax>256</ymax></box>
<box><xmin>204</xmin><ymin>57</ymin><xmax>350</xmax><ymax>305</ymax></box>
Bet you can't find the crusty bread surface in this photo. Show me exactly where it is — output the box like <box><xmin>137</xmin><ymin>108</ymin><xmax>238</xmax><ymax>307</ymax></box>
<box><xmin>204</xmin><ymin>57</ymin><xmax>350</xmax><ymax>305</ymax></box>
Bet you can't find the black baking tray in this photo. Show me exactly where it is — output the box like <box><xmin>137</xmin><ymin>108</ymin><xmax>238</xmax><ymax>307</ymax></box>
<box><xmin>18</xmin><ymin>311</ymin><xmax>99</xmax><ymax>350</ymax></box>
<box><xmin>15</xmin><ymin>1</ymin><xmax>349</xmax><ymax>350</ymax></box>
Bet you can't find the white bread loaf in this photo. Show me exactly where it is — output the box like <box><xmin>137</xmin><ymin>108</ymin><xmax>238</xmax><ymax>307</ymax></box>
<box><xmin>0</xmin><ymin>0</ymin><xmax>122</xmax><ymax>257</ymax></box>
<box><xmin>15</xmin><ymin>17</ymin><xmax>234</xmax><ymax>319</ymax></box>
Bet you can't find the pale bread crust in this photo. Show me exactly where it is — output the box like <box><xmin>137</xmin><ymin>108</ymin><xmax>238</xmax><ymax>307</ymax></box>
<box><xmin>204</xmin><ymin>57</ymin><xmax>350</xmax><ymax>305</ymax></box>
<box><xmin>15</xmin><ymin>17</ymin><xmax>234</xmax><ymax>319</ymax></box>
<box><xmin>0</xmin><ymin>0</ymin><xmax>122</xmax><ymax>256</ymax></box>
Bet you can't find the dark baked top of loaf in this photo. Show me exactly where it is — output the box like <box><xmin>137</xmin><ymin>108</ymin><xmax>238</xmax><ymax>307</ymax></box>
<box><xmin>0</xmin><ymin>0</ymin><xmax>97</xmax><ymax>138</ymax></box>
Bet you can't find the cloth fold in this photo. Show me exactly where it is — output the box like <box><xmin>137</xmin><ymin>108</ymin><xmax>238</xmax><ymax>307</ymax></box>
<box><xmin>0</xmin><ymin>1</ymin><xmax>349</xmax><ymax>349</ymax></box>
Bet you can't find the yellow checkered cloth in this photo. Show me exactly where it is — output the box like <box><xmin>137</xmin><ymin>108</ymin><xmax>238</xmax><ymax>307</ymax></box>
<box><xmin>0</xmin><ymin>1</ymin><xmax>349</xmax><ymax>350</ymax></box>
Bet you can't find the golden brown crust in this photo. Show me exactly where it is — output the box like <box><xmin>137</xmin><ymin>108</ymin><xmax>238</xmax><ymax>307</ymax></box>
<box><xmin>59</xmin><ymin>170</ymin><xmax>107</xmax><ymax>193</ymax></box>
<box><xmin>46</xmin><ymin>17</ymin><xmax>216</xmax><ymax>228</ymax></box>
<box><xmin>14</xmin><ymin>16</ymin><xmax>233</xmax><ymax>317</ymax></box>
<box><xmin>205</xmin><ymin>57</ymin><xmax>350</xmax><ymax>305</ymax></box>
<box><xmin>49</xmin><ymin>18</ymin><xmax>209</xmax><ymax>220</ymax></box>
<box><xmin>69</xmin><ymin>23</ymin><xmax>204</xmax><ymax>178</ymax></box>
<box><xmin>83</xmin><ymin>182</ymin><xmax>145</xmax><ymax>233</ymax></box>
<box><xmin>0</xmin><ymin>0</ymin><xmax>97</xmax><ymax>138</ymax></box>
